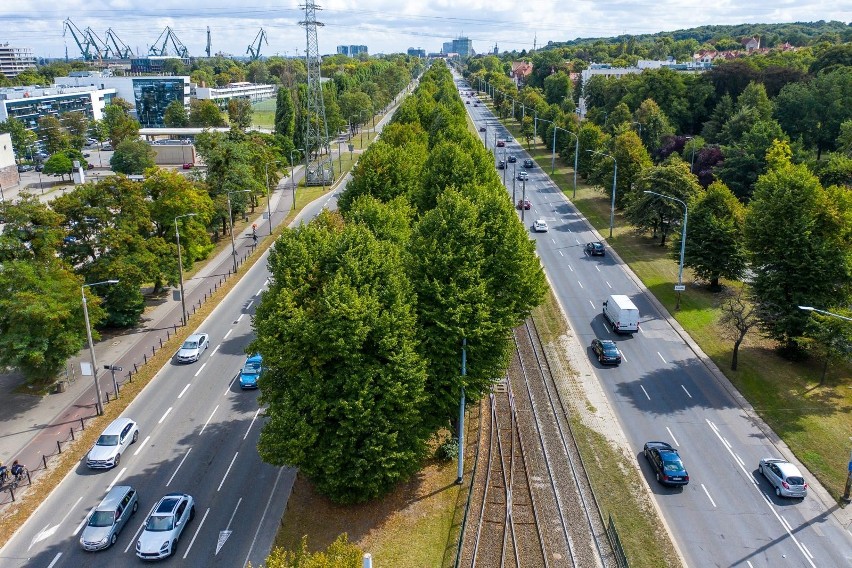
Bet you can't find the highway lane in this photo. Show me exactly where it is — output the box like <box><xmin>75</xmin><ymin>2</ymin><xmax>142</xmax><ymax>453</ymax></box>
<box><xmin>459</xmin><ymin>78</ymin><xmax>852</xmax><ymax>567</ymax></box>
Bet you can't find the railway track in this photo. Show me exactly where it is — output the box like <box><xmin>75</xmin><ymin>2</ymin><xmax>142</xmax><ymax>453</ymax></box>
<box><xmin>458</xmin><ymin>319</ymin><xmax>615</xmax><ymax>567</ymax></box>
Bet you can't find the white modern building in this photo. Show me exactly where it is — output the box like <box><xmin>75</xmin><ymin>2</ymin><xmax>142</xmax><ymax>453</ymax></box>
<box><xmin>0</xmin><ymin>85</ymin><xmax>117</xmax><ymax>131</ymax></box>
<box><xmin>193</xmin><ymin>82</ymin><xmax>276</xmax><ymax>110</ymax></box>
<box><xmin>0</xmin><ymin>43</ymin><xmax>36</xmax><ymax>79</ymax></box>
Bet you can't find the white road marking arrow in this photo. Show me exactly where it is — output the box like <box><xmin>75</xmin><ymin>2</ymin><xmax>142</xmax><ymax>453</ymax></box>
<box><xmin>216</xmin><ymin>497</ymin><xmax>242</xmax><ymax>555</ymax></box>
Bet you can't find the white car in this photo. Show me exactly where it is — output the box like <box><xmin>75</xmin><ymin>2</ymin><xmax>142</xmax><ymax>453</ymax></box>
<box><xmin>176</xmin><ymin>332</ymin><xmax>209</xmax><ymax>363</ymax></box>
<box><xmin>759</xmin><ymin>458</ymin><xmax>808</xmax><ymax>498</ymax></box>
<box><xmin>533</xmin><ymin>218</ymin><xmax>548</xmax><ymax>232</ymax></box>
<box><xmin>86</xmin><ymin>417</ymin><xmax>139</xmax><ymax>469</ymax></box>
<box><xmin>136</xmin><ymin>493</ymin><xmax>195</xmax><ymax>560</ymax></box>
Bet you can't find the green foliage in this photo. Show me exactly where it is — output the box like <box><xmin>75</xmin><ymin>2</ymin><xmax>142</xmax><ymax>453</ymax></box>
<box><xmin>228</xmin><ymin>98</ymin><xmax>253</xmax><ymax>130</ymax></box>
<box><xmin>42</xmin><ymin>153</ymin><xmax>73</xmax><ymax>178</ymax></box>
<box><xmin>60</xmin><ymin>111</ymin><xmax>90</xmax><ymax>149</ymax></box>
<box><xmin>0</xmin><ymin>194</ymin><xmax>65</xmax><ymax>262</ymax></box>
<box><xmin>798</xmin><ymin>311</ymin><xmax>852</xmax><ymax>383</ymax></box>
<box><xmin>744</xmin><ymin>141</ymin><xmax>852</xmax><ymax>351</ymax></box>
<box><xmin>263</xmin><ymin>535</ymin><xmax>362</xmax><ymax>568</ymax></box>
<box><xmin>274</xmin><ymin>87</ymin><xmax>296</xmax><ymax>138</ymax></box>
<box><xmin>163</xmin><ymin>100</ymin><xmax>189</xmax><ymax>127</ymax></box>
<box><xmin>103</xmin><ymin>99</ymin><xmax>141</xmax><ymax>148</ymax></box>
<box><xmin>0</xmin><ymin>260</ymin><xmax>95</xmax><ymax>384</ymax></box>
<box><xmin>189</xmin><ymin>99</ymin><xmax>227</xmax><ymax>127</ymax></box>
<box><xmin>39</xmin><ymin>115</ymin><xmax>70</xmax><ymax>154</ymax></box>
<box><xmin>716</xmin><ymin>118</ymin><xmax>787</xmax><ymax>200</ymax></box>
<box><xmin>253</xmin><ymin>212</ymin><xmax>429</xmax><ymax>504</ymax></box>
<box><xmin>0</xmin><ymin>117</ymin><xmax>38</xmax><ymax>159</ymax></box>
<box><xmin>338</xmin><ymin>140</ymin><xmax>426</xmax><ymax>212</ymax></box>
<box><xmin>110</xmin><ymin>139</ymin><xmax>156</xmax><ymax>174</ymax></box>
<box><xmin>543</xmin><ymin>71</ymin><xmax>573</xmax><ymax>106</ymax></box>
<box><xmin>436</xmin><ymin>437</ymin><xmax>459</xmax><ymax>462</ymax></box>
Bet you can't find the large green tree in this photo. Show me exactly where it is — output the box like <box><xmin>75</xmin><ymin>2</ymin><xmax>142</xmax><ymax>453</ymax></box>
<box><xmin>110</xmin><ymin>139</ymin><xmax>156</xmax><ymax>174</ymax></box>
<box><xmin>38</xmin><ymin>115</ymin><xmax>70</xmax><ymax>154</ymax></box>
<box><xmin>227</xmin><ymin>98</ymin><xmax>253</xmax><ymax>130</ymax></box>
<box><xmin>273</xmin><ymin>87</ymin><xmax>295</xmax><ymax>139</ymax></box>
<box><xmin>163</xmin><ymin>100</ymin><xmax>190</xmax><ymax>128</ymax></box>
<box><xmin>744</xmin><ymin>141</ymin><xmax>852</xmax><ymax>354</ymax></box>
<box><xmin>189</xmin><ymin>99</ymin><xmax>226</xmax><ymax>127</ymax></box>
<box><xmin>102</xmin><ymin>99</ymin><xmax>141</xmax><ymax>148</ymax></box>
<box><xmin>252</xmin><ymin>211</ymin><xmax>429</xmax><ymax>504</ymax></box>
<box><xmin>0</xmin><ymin>117</ymin><xmax>37</xmax><ymax>160</ymax></box>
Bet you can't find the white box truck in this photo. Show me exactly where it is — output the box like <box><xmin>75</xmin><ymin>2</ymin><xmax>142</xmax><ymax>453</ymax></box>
<box><xmin>603</xmin><ymin>294</ymin><xmax>640</xmax><ymax>334</ymax></box>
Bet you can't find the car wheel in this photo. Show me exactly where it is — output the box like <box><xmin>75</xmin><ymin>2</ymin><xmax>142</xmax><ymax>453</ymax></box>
<box><xmin>775</xmin><ymin>486</ymin><xmax>781</xmax><ymax>497</ymax></box>
<box><xmin>132</xmin><ymin>430</ymin><xmax>139</xmax><ymax>443</ymax></box>
<box><xmin>110</xmin><ymin>533</ymin><xmax>117</xmax><ymax>546</ymax></box>
<box><xmin>114</xmin><ymin>453</ymin><xmax>120</xmax><ymax>467</ymax></box>
<box><xmin>189</xmin><ymin>505</ymin><xmax>195</xmax><ymax>522</ymax></box>
<box><xmin>171</xmin><ymin>540</ymin><xmax>178</xmax><ymax>557</ymax></box>
<box><xmin>132</xmin><ymin>501</ymin><xmax>138</xmax><ymax>514</ymax></box>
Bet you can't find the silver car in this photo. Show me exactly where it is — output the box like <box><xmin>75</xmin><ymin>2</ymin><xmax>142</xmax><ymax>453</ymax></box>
<box><xmin>759</xmin><ymin>458</ymin><xmax>808</xmax><ymax>498</ymax></box>
<box><xmin>80</xmin><ymin>485</ymin><xmax>138</xmax><ymax>551</ymax></box>
<box><xmin>86</xmin><ymin>417</ymin><xmax>139</xmax><ymax>469</ymax></box>
<box><xmin>136</xmin><ymin>493</ymin><xmax>195</xmax><ymax>560</ymax></box>
<box><xmin>176</xmin><ymin>332</ymin><xmax>209</xmax><ymax>363</ymax></box>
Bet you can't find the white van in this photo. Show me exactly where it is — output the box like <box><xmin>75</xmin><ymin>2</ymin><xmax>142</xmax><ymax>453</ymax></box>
<box><xmin>602</xmin><ymin>294</ymin><xmax>640</xmax><ymax>334</ymax></box>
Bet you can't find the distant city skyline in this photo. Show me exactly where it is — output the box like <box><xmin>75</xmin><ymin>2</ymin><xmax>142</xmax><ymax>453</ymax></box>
<box><xmin>1</xmin><ymin>1</ymin><xmax>850</xmax><ymax>60</ymax></box>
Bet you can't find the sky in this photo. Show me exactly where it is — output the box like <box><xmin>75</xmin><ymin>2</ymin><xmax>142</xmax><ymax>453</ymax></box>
<box><xmin>1</xmin><ymin>1</ymin><xmax>850</xmax><ymax>60</ymax></box>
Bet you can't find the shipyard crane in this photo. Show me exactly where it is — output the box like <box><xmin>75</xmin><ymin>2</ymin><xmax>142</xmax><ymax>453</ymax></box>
<box><xmin>148</xmin><ymin>26</ymin><xmax>189</xmax><ymax>58</ymax></box>
<box><xmin>104</xmin><ymin>28</ymin><xmax>134</xmax><ymax>59</ymax></box>
<box><xmin>246</xmin><ymin>28</ymin><xmax>268</xmax><ymax>60</ymax></box>
<box><xmin>85</xmin><ymin>27</ymin><xmax>110</xmax><ymax>61</ymax></box>
<box><xmin>63</xmin><ymin>18</ymin><xmax>99</xmax><ymax>61</ymax></box>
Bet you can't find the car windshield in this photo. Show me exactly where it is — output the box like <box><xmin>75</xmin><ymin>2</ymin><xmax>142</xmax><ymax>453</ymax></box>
<box><xmin>96</xmin><ymin>434</ymin><xmax>119</xmax><ymax>446</ymax></box>
<box><xmin>146</xmin><ymin>515</ymin><xmax>174</xmax><ymax>531</ymax></box>
<box><xmin>182</xmin><ymin>340</ymin><xmax>198</xmax><ymax>349</ymax></box>
<box><xmin>88</xmin><ymin>511</ymin><xmax>115</xmax><ymax>527</ymax></box>
<box><xmin>242</xmin><ymin>362</ymin><xmax>260</xmax><ymax>375</ymax></box>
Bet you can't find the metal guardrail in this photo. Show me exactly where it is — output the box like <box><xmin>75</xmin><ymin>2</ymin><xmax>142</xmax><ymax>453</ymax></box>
<box><xmin>607</xmin><ymin>514</ymin><xmax>629</xmax><ymax>568</ymax></box>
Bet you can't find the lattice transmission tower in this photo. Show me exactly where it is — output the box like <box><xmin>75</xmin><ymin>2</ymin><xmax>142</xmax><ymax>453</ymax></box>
<box><xmin>300</xmin><ymin>1</ymin><xmax>333</xmax><ymax>186</ymax></box>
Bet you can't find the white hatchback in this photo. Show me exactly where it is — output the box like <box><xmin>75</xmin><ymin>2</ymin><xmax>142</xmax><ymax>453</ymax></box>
<box><xmin>86</xmin><ymin>417</ymin><xmax>139</xmax><ymax>469</ymax></box>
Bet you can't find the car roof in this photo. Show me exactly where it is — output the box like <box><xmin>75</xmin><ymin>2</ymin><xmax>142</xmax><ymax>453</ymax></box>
<box><xmin>186</xmin><ymin>333</ymin><xmax>207</xmax><ymax>341</ymax></box>
<box><xmin>246</xmin><ymin>353</ymin><xmax>262</xmax><ymax>363</ymax></box>
<box><xmin>646</xmin><ymin>441</ymin><xmax>675</xmax><ymax>451</ymax></box>
<box><xmin>154</xmin><ymin>493</ymin><xmax>187</xmax><ymax>513</ymax></box>
<box><xmin>772</xmin><ymin>460</ymin><xmax>803</xmax><ymax>477</ymax></box>
<box><xmin>103</xmin><ymin>417</ymin><xmax>135</xmax><ymax>434</ymax></box>
<box><xmin>599</xmin><ymin>339</ymin><xmax>617</xmax><ymax>347</ymax></box>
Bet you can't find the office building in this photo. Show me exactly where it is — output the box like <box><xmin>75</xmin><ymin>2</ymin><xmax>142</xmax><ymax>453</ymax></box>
<box><xmin>336</xmin><ymin>45</ymin><xmax>368</xmax><ymax>57</ymax></box>
<box><xmin>442</xmin><ymin>42</ymin><xmax>453</xmax><ymax>55</ymax></box>
<box><xmin>193</xmin><ymin>82</ymin><xmax>276</xmax><ymax>110</ymax></box>
<box><xmin>451</xmin><ymin>37</ymin><xmax>473</xmax><ymax>57</ymax></box>
<box><xmin>0</xmin><ymin>85</ymin><xmax>116</xmax><ymax>132</ymax></box>
<box><xmin>0</xmin><ymin>43</ymin><xmax>36</xmax><ymax>79</ymax></box>
<box><xmin>407</xmin><ymin>48</ymin><xmax>426</xmax><ymax>58</ymax></box>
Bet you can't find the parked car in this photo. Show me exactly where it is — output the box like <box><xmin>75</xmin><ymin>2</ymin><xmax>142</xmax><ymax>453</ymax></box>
<box><xmin>35</xmin><ymin>164</ymin><xmax>44</xmax><ymax>172</ymax></box>
<box><xmin>176</xmin><ymin>332</ymin><xmax>209</xmax><ymax>363</ymax></box>
<box><xmin>497</xmin><ymin>160</ymin><xmax>505</xmax><ymax>170</ymax></box>
<box><xmin>517</xmin><ymin>199</ymin><xmax>531</xmax><ymax>210</ymax></box>
<box><xmin>82</xmin><ymin>152</ymin><xmax>91</xmax><ymax>158</ymax></box>
<box><xmin>523</xmin><ymin>158</ymin><xmax>534</xmax><ymax>168</ymax></box>
<box><xmin>86</xmin><ymin>418</ymin><xmax>139</xmax><ymax>469</ymax></box>
<box><xmin>585</xmin><ymin>241</ymin><xmax>606</xmax><ymax>256</ymax></box>
<box><xmin>182</xmin><ymin>163</ymin><xmax>193</xmax><ymax>169</ymax></box>
<box><xmin>591</xmin><ymin>338</ymin><xmax>621</xmax><ymax>365</ymax></box>
<box><xmin>239</xmin><ymin>353</ymin><xmax>263</xmax><ymax>389</ymax></box>
<box><xmin>643</xmin><ymin>441</ymin><xmax>689</xmax><ymax>486</ymax></box>
<box><xmin>507</xmin><ymin>154</ymin><xmax>517</xmax><ymax>163</ymax></box>
<box><xmin>517</xmin><ymin>171</ymin><xmax>529</xmax><ymax>181</ymax></box>
<box><xmin>136</xmin><ymin>493</ymin><xmax>195</xmax><ymax>560</ymax></box>
<box><xmin>101</xmin><ymin>144</ymin><xmax>113</xmax><ymax>151</ymax></box>
<box><xmin>17</xmin><ymin>164</ymin><xmax>34</xmax><ymax>172</ymax></box>
<box><xmin>473</xmin><ymin>103</ymin><xmax>479</xmax><ymax>107</ymax></box>
<box><xmin>533</xmin><ymin>218</ymin><xmax>548</xmax><ymax>232</ymax></box>
<box><xmin>759</xmin><ymin>458</ymin><xmax>808</xmax><ymax>498</ymax></box>
<box><xmin>80</xmin><ymin>485</ymin><xmax>138</xmax><ymax>551</ymax></box>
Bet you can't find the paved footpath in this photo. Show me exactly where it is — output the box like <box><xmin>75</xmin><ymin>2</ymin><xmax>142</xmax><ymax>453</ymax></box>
<box><xmin>0</xmin><ymin>169</ymin><xmax>302</xmax><ymax>498</ymax></box>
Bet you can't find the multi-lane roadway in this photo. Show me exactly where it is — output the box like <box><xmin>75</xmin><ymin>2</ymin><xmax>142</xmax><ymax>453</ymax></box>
<box><xmin>461</xmin><ymin>79</ymin><xmax>852</xmax><ymax>567</ymax></box>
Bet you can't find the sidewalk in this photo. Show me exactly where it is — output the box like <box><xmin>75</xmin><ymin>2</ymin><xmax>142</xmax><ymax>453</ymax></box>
<box><xmin>0</xmin><ymin>170</ymin><xmax>299</xmax><ymax>492</ymax></box>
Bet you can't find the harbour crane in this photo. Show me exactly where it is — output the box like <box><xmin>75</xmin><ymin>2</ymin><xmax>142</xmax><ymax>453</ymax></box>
<box><xmin>104</xmin><ymin>28</ymin><xmax>134</xmax><ymax>59</ymax></box>
<box><xmin>148</xmin><ymin>26</ymin><xmax>189</xmax><ymax>58</ymax></box>
<box><xmin>63</xmin><ymin>18</ymin><xmax>99</xmax><ymax>61</ymax></box>
<box><xmin>246</xmin><ymin>28</ymin><xmax>268</xmax><ymax>61</ymax></box>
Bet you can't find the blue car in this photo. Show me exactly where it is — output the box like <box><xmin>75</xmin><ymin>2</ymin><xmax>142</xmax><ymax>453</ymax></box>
<box><xmin>239</xmin><ymin>354</ymin><xmax>262</xmax><ymax>389</ymax></box>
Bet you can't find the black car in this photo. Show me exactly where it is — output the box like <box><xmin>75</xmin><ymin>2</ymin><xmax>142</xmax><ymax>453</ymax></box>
<box><xmin>523</xmin><ymin>158</ymin><xmax>534</xmax><ymax>168</ymax></box>
<box><xmin>17</xmin><ymin>164</ymin><xmax>34</xmax><ymax>172</ymax></box>
<box><xmin>643</xmin><ymin>441</ymin><xmax>689</xmax><ymax>486</ymax></box>
<box><xmin>479</xmin><ymin>126</ymin><xmax>486</xmax><ymax>132</ymax></box>
<box><xmin>497</xmin><ymin>160</ymin><xmax>505</xmax><ymax>170</ymax></box>
<box><xmin>507</xmin><ymin>155</ymin><xmax>517</xmax><ymax>163</ymax></box>
<box><xmin>585</xmin><ymin>241</ymin><xmax>605</xmax><ymax>256</ymax></box>
<box><xmin>591</xmin><ymin>338</ymin><xmax>621</xmax><ymax>365</ymax></box>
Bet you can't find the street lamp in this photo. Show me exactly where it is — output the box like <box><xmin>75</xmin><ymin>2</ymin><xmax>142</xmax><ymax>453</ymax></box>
<box><xmin>588</xmin><ymin>150</ymin><xmax>618</xmax><ymax>238</ymax></box>
<box><xmin>645</xmin><ymin>190</ymin><xmax>688</xmax><ymax>310</ymax></box>
<box><xmin>358</xmin><ymin>110</ymin><xmax>367</xmax><ymax>147</ymax></box>
<box><xmin>264</xmin><ymin>160</ymin><xmax>281</xmax><ymax>236</ymax></box>
<box><xmin>564</xmin><ymin>129</ymin><xmax>580</xmax><ymax>199</ymax></box>
<box><xmin>174</xmin><ymin>213</ymin><xmax>197</xmax><ymax>327</ymax></box>
<box><xmin>798</xmin><ymin>306</ymin><xmax>852</xmax><ymax>502</ymax></box>
<box><xmin>82</xmin><ymin>279</ymin><xmax>119</xmax><ymax>415</ymax></box>
<box><xmin>226</xmin><ymin>190</ymin><xmax>251</xmax><ymax>273</ymax></box>
<box><xmin>631</xmin><ymin>121</ymin><xmax>644</xmax><ymax>140</ymax></box>
<box><xmin>290</xmin><ymin>148</ymin><xmax>304</xmax><ymax>210</ymax></box>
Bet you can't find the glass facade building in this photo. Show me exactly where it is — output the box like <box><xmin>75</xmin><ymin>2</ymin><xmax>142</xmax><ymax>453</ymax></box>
<box><xmin>132</xmin><ymin>78</ymin><xmax>186</xmax><ymax>128</ymax></box>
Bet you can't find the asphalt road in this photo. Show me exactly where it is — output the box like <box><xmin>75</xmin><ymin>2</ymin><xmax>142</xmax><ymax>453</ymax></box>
<box><xmin>460</xmin><ymin>79</ymin><xmax>852</xmax><ymax>567</ymax></box>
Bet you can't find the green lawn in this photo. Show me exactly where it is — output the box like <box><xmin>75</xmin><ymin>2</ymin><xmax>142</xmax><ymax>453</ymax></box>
<box><xmin>491</xmin><ymin>99</ymin><xmax>852</xmax><ymax>503</ymax></box>
<box><xmin>252</xmin><ymin>98</ymin><xmax>276</xmax><ymax>129</ymax></box>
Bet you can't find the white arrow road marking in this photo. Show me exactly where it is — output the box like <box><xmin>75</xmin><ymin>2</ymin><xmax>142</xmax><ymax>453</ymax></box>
<box><xmin>30</xmin><ymin>496</ymin><xmax>83</xmax><ymax>549</ymax></box>
<box><xmin>216</xmin><ymin>497</ymin><xmax>242</xmax><ymax>555</ymax></box>
<box><xmin>183</xmin><ymin>507</ymin><xmax>210</xmax><ymax>559</ymax></box>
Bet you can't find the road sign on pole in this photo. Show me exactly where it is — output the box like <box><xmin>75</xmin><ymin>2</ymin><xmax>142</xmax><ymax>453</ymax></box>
<box><xmin>674</xmin><ymin>285</ymin><xmax>686</xmax><ymax>292</ymax></box>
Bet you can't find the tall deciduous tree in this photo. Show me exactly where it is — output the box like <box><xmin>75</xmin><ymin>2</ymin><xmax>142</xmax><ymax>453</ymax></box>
<box><xmin>38</xmin><ymin>115</ymin><xmax>70</xmax><ymax>154</ymax></box>
<box><xmin>60</xmin><ymin>111</ymin><xmax>90</xmax><ymax>149</ymax></box>
<box><xmin>673</xmin><ymin>181</ymin><xmax>746</xmax><ymax>291</ymax></box>
<box><xmin>163</xmin><ymin>100</ymin><xmax>189</xmax><ymax>127</ymax></box>
<box><xmin>252</xmin><ymin>211</ymin><xmax>429</xmax><ymax>504</ymax></box>
<box><xmin>189</xmin><ymin>99</ymin><xmax>227</xmax><ymax>127</ymax></box>
<box><xmin>227</xmin><ymin>98</ymin><xmax>253</xmax><ymax>130</ymax></box>
<box><xmin>102</xmin><ymin>99</ymin><xmax>140</xmax><ymax>148</ymax></box>
<box><xmin>744</xmin><ymin>141</ymin><xmax>852</xmax><ymax>354</ymax></box>
<box><xmin>274</xmin><ymin>87</ymin><xmax>295</xmax><ymax>139</ymax></box>
<box><xmin>0</xmin><ymin>117</ymin><xmax>37</xmax><ymax>159</ymax></box>
<box><xmin>110</xmin><ymin>139</ymin><xmax>156</xmax><ymax>174</ymax></box>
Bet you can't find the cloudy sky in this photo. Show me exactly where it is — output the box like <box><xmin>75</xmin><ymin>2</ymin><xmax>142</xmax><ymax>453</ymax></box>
<box><xmin>2</xmin><ymin>1</ymin><xmax>850</xmax><ymax>59</ymax></box>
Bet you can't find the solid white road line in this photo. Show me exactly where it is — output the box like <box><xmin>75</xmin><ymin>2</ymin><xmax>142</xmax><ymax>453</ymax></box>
<box><xmin>46</xmin><ymin>553</ymin><xmax>62</xmax><ymax>567</ymax></box>
<box><xmin>216</xmin><ymin>497</ymin><xmax>243</xmax><ymax>555</ymax></box>
<box><xmin>665</xmin><ymin>427</ymin><xmax>680</xmax><ymax>447</ymax></box>
<box><xmin>158</xmin><ymin>407</ymin><xmax>173</xmax><ymax>424</ymax></box>
<box><xmin>201</xmin><ymin>405</ymin><xmax>219</xmax><ymax>435</ymax></box>
<box><xmin>167</xmin><ymin>448</ymin><xmax>192</xmax><ymax>487</ymax></box>
<box><xmin>244</xmin><ymin>408</ymin><xmax>262</xmax><ymax>440</ymax></box>
<box><xmin>657</xmin><ymin>352</ymin><xmax>666</xmax><ymax>364</ymax></box>
<box><xmin>183</xmin><ymin>507</ymin><xmax>210</xmax><ymax>559</ymax></box>
<box><xmin>701</xmin><ymin>484</ymin><xmax>717</xmax><ymax>507</ymax></box>
<box><xmin>681</xmin><ymin>385</ymin><xmax>692</xmax><ymax>398</ymax></box>
<box><xmin>178</xmin><ymin>384</ymin><xmax>191</xmax><ymax>399</ymax></box>
<box><xmin>194</xmin><ymin>362</ymin><xmax>206</xmax><ymax>377</ymax></box>
<box><xmin>801</xmin><ymin>543</ymin><xmax>814</xmax><ymax>560</ymax></box>
<box><xmin>243</xmin><ymin>464</ymin><xmax>288</xmax><ymax>566</ymax></box>
<box><xmin>133</xmin><ymin>436</ymin><xmax>150</xmax><ymax>456</ymax></box>
<box><xmin>218</xmin><ymin>452</ymin><xmax>239</xmax><ymax>491</ymax></box>
<box><xmin>640</xmin><ymin>385</ymin><xmax>651</xmax><ymax>400</ymax></box>
<box><xmin>73</xmin><ymin>507</ymin><xmax>93</xmax><ymax>535</ymax></box>
<box><xmin>106</xmin><ymin>467</ymin><xmax>127</xmax><ymax>491</ymax></box>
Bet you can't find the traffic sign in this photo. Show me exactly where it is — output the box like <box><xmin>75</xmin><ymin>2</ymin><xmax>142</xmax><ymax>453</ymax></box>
<box><xmin>674</xmin><ymin>285</ymin><xmax>686</xmax><ymax>292</ymax></box>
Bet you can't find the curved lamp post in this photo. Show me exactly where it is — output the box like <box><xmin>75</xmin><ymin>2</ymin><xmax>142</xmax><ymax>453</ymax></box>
<box><xmin>644</xmin><ymin>190</ymin><xmax>688</xmax><ymax>310</ymax></box>
<box><xmin>264</xmin><ymin>160</ymin><xmax>281</xmax><ymax>236</ymax></box>
<box><xmin>174</xmin><ymin>213</ymin><xmax>197</xmax><ymax>327</ymax></box>
<box><xmin>226</xmin><ymin>189</ymin><xmax>251</xmax><ymax>273</ymax></box>
<box><xmin>588</xmin><ymin>150</ymin><xmax>617</xmax><ymax>238</ymax></box>
<box><xmin>82</xmin><ymin>279</ymin><xmax>119</xmax><ymax>415</ymax></box>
